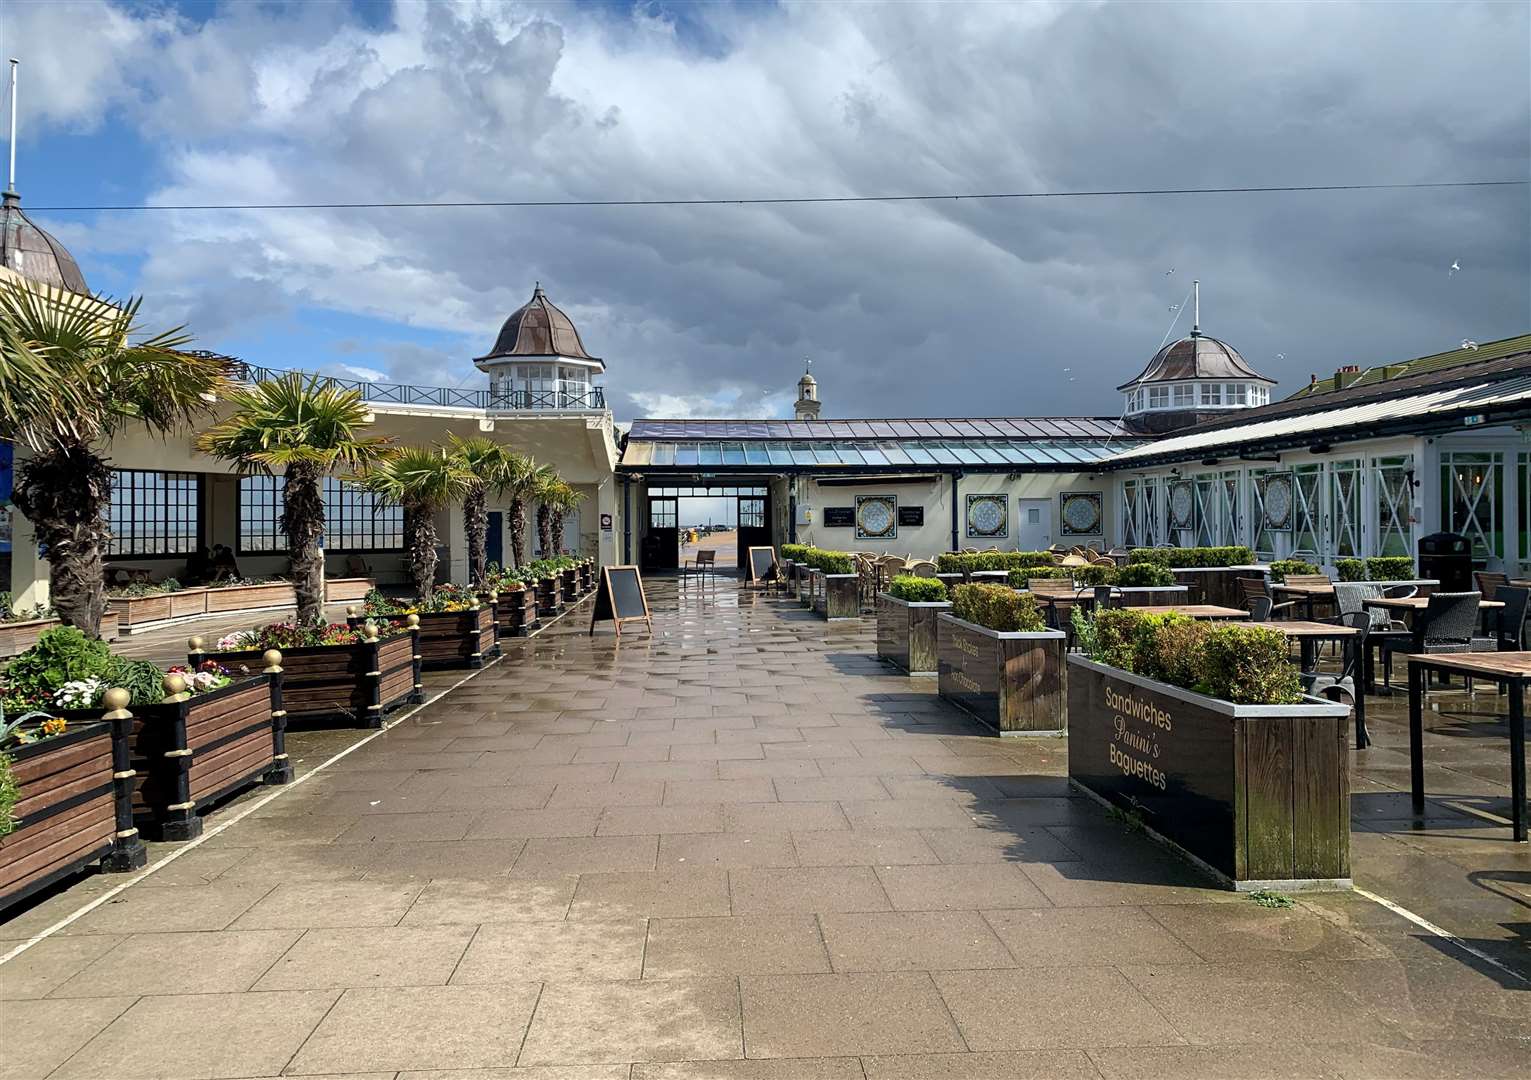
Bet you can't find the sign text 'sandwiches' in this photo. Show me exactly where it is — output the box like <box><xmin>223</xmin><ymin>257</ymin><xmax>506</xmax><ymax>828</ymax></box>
<box><xmin>1106</xmin><ymin>682</ymin><xmax>1171</xmax><ymax>790</ymax></box>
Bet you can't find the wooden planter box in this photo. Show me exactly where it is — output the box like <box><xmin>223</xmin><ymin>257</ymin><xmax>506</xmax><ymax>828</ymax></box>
<box><xmin>817</xmin><ymin>574</ymin><xmax>860</xmax><ymax>620</ymax></box>
<box><xmin>536</xmin><ymin>575</ymin><xmax>563</xmax><ymax>617</ymax></box>
<box><xmin>1170</xmin><ymin>566</ymin><xmax>1267</xmax><ymax>608</ymax></box>
<box><xmin>486</xmin><ymin>585</ymin><xmax>538</xmax><ymax>636</ymax></box>
<box><xmin>560</xmin><ymin>567</ymin><xmax>580</xmax><ymax>601</ymax></box>
<box><xmin>801</xmin><ymin>569</ymin><xmax>821</xmax><ymax>609</ymax></box>
<box><xmin>191</xmin><ymin>629</ymin><xmax>419</xmax><ymax>729</ymax></box>
<box><xmin>356</xmin><ymin>605</ymin><xmax>498</xmax><ymax>669</ymax></box>
<box><xmin>1</xmin><ymin>612</ymin><xmax>120</xmax><ymax>657</ymax></box>
<box><xmin>326</xmin><ymin>577</ymin><xmax>375</xmax><ymax>603</ymax></box>
<box><xmin>937</xmin><ymin>614</ymin><xmax>1067</xmax><ymax>735</ymax></box>
<box><xmin>876</xmin><ymin>594</ymin><xmax>951</xmax><ymax>676</ymax></box>
<box><xmin>204</xmin><ymin>581</ymin><xmax>298</xmax><ymax>614</ymax></box>
<box><xmin>65</xmin><ymin>674</ymin><xmax>283</xmax><ymax>841</ymax></box>
<box><xmin>1117</xmin><ymin>585</ymin><xmax>1191</xmax><ymax>607</ymax></box>
<box><xmin>1</xmin><ymin>718</ymin><xmax>145</xmax><ymax>912</ymax></box>
<box><xmin>110</xmin><ymin>590</ymin><xmax>201</xmax><ymax>628</ymax></box>
<box><xmin>1066</xmin><ymin>655</ymin><xmax>1352</xmax><ymax>891</ymax></box>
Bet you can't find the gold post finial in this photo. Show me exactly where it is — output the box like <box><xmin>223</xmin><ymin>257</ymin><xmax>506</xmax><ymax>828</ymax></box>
<box><xmin>101</xmin><ymin>687</ymin><xmax>132</xmax><ymax>719</ymax></box>
<box><xmin>262</xmin><ymin>649</ymin><xmax>283</xmax><ymax>673</ymax></box>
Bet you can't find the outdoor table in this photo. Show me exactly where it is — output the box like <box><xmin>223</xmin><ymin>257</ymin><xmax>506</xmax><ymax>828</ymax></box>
<box><xmin>971</xmin><ymin>570</ymin><xmax>1012</xmax><ymax>584</ymax></box>
<box><xmin>1405</xmin><ymin>652</ymin><xmax>1529</xmax><ymax>842</ymax></box>
<box><xmin>1273</xmin><ymin>581</ymin><xmax>1335</xmax><ymax>620</ymax></box>
<box><xmin>1364</xmin><ymin>596</ymin><xmax>1504</xmax><ymax>615</ymax></box>
<box><xmin>1123</xmin><ymin>604</ymin><xmax>1248</xmax><ymax>620</ymax></box>
<box><xmin>1227</xmin><ymin>620</ymin><xmax>1368</xmax><ymax>748</ymax></box>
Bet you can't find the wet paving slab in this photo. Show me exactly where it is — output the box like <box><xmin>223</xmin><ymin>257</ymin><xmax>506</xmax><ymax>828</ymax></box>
<box><xmin>1</xmin><ymin>579</ymin><xmax>1527</xmax><ymax>1078</ymax></box>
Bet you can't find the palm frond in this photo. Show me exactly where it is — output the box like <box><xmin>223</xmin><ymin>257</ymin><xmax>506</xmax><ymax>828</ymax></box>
<box><xmin>351</xmin><ymin>445</ymin><xmax>474</xmax><ymax>513</ymax></box>
<box><xmin>196</xmin><ymin>372</ymin><xmax>392</xmax><ymax>475</ymax></box>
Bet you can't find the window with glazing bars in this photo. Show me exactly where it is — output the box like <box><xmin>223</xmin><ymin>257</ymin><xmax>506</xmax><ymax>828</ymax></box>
<box><xmin>238</xmin><ymin>475</ymin><xmax>404</xmax><ymax>553</ymax></box>
<box><xmin>108</xmin><ymin>470</ymin><xmax>200</xmax><ymax>556</ymax></box>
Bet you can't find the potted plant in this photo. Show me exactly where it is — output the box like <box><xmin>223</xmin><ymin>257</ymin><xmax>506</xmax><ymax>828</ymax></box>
<box><xmin>448</xmin><ymin>434</ymin><xmax>529</xmax><ymax>590</ymax></box>
<box><xmin>353</xmin><ymin>585</ymin><xmax>498</xmax><ymax>669</ymax></box>
<box><xmin>483</xmin><ymin>566</ymin><xmax>539</xmax><ymax>637</ymax></box>
<box><xmin>527</xmin><ymin>558</ymin><xmax>565</xmax><ymax>617</ymax></box>
<box><xmin>806</xmin><ymin>550</ymin><xmax>857</xmax><ymax>620</ymax></box>
<box><xmin>937</xmin><ymin>584</ymin><xmax>1066</xmax><ymax>734</ymax></box>
<box><xmin>4</xmin><ymin>626</ymin><xmax>287</xmax><ymax>840</ymax></box>
<box><xmin>1127</xmin><ymin>546</ymin><xmax>1261</xmax><ymax>607</ymax></box>
<box><xmin>0</xmin><ymin>693</ymin><xmax>146</xmax><ymax>912</ymax></box>
<box><xmin>877</xmin><ymin>575</ymin><xmax>950</xmax><ymax>676</ymax></box>
<box><xmin>1067</xmin><ymin>608</ymin><xmax>1351</xmax><ymax>890</ymax></box>
<box><xmin>192</xmin><ymin>618</ymin><xmax>419</xmax><ymax>729</ymax></box>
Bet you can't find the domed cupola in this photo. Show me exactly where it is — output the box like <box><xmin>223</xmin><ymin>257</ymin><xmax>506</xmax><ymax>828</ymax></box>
<box><xmin>0</xmin><ymin>189</ymin><xmax>89</xmax><ymax>295</ymax></box>
<box><xmin>794</xmin><ymin>362</ymin><xmax>821</xmax><ymax>420</ymax></box>
<box><xmin>473</xmin><ymin>284</ymin><xmax>606</xmax><ymax>411</ymax></box>
<box><xmin>1118</xmin><ymin>280</ymin><xmax>1274</xmax><ymax>434</ymax></box>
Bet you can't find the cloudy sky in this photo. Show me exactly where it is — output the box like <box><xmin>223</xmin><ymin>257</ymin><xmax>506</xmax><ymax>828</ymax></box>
<box><xmin>6</xmin><ymin>0</ymin><xmax>1528</xmax><ymax>422</ymax></box>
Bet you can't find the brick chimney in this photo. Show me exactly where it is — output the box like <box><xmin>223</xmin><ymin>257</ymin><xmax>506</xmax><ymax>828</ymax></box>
<box><xmin>1331</xmin><ymin>364</ymin><xmax>1362</xmax><ymax>390</ymax></box>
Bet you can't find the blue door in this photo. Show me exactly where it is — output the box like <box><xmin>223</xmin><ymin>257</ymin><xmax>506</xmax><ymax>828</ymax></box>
<box><xmin>486</xmin><ymin>511</ymin><xmax>504</xmax><ymax>569</ymax></box>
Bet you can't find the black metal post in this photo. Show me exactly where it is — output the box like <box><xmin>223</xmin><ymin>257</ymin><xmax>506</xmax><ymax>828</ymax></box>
<box><xmin>101</xmin><ymin>690</ymin><xmax>147</xmax><ymax>872</ymax></box>
<box><xmin>622</xmin><ymin>475</ymin><xmax>632</xmax><ymax>563</ymax></box>
<box><xmin>950</xmin><ymin>472</ymin><xmax>961</xmax><ymax>553</ymax></box>
<box><xmin>264</xmin><ymin>650</ymin><xmax>293</xmax><ymax>784</ymax></box>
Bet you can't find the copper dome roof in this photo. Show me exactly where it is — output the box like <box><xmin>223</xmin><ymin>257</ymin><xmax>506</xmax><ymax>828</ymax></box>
<box><xmin>0</xmin><ymin>190</ymin><xmax>88</xmax><ymax>294</ymax></box>
<box><xmin>475</xmin><ymin>285</ymin><xmax>600</xmax><ymax>364</ymax></box>
<box><xmin>1117</xmin><ymin>332</ymin><xmax>1272</xmax><ymax>391</ymax></box>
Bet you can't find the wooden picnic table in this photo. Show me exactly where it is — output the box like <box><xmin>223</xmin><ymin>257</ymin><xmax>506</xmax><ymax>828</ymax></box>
<box><xmin>1122</xmin><ymin>604</ymin><xmax>1248</xmax><ymax>620</ymax></box>
<box><xmin>1405</xmin><ymin>651</ymin><xmax>1529</xmax><ymax>842</ymax></box>
<box><xmin>1272</xmin><ymin>581</ymin><xmax>1336</xmax><ymax>619</ymax></box>
<box><xmin>1227</xmin><ymin>620</ymin><xmax>1368</xmax><ymax>747</ymax></box>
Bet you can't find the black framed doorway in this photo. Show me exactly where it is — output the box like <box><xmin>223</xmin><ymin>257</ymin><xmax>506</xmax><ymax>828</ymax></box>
<box><xmin>641</xmin><ymin>484</ymin><xmax>772</xmax><ymax>573</ymax></box>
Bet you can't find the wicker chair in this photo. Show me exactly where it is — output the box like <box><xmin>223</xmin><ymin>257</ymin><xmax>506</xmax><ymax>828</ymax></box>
<box><xmin>1378</xmin><ymin>591</ymin><xmax>1497</xmax><ymax>691</ymax></box>
<box><xmin>907</xmin><ymin>560</ymin><xmax>938</xmax><ymax>578</ymax></box>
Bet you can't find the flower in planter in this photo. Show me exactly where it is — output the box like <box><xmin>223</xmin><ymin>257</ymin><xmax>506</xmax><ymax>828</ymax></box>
<box><xmin>166</xmin><ymin>660</ymin><xmax>235</xmax><ymax>695</ymax></box>
<box><xmin>53</xmin><ymin>678</ymin><xmax>107</xmax><ymax>710</ymax></box>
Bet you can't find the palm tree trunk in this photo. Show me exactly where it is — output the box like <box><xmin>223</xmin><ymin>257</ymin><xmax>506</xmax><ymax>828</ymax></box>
<box><xmin>509</xmin><ymin>496</ymin><xmax>526</xmax><ymax>567</ymax></box>
<box><xmin>12</xmin><ymin>445</ymin><xmax>112</xmax><ymax>635</ymax></box>
<box><xmin>281</xmin><ymin>463</ymin><xmax>326</xmax><ymax>626</ymax></box>
<box><xmin>463</xmin><ymin>486</ymin><xmax>487</xmax><ymax>585</ymax></box>
<box><xmin>406</xmin><ymin>502</ymin><xmax>438</xmax><ymax>601</ymax></box>
<box><xmin>536</xmin><ymin>502</ymin><xmax>552</xmax><ymax>561</ymax></box>
<box><xmin>550</xmin><ymin>507</ymin><xmax>565</xmax><ymax>557</ymax></box>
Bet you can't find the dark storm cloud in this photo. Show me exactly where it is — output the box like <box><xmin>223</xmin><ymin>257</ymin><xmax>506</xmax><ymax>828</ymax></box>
<box><xmin>13</xmin><ymin>0</ymin><xmax>1530</xmax><ymax>420</ymax></box>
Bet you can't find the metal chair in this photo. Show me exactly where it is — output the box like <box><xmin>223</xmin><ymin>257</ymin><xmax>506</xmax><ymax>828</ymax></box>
<box><xmin>1246</xmin><ymin>596</ymin><xmax>1273</xmax><ymax>622</ymax></box>
<box><xmin>1492</xmin><ymin>585</ymin><xmax>1531</xmax><ymax>651</ymax></box>
<box><xmin>683</xmin><ymin>548</ymin><xmax>717</xmax><ymax>588</ymax></box>
<box><xmin>1379</xmin><ymin>591</ymin><xmax>1497</xmax><ymax>692</ymax></box>
<box><xmin>1474</xmin><ymin>571</ymin><xmax>1508</xmax><ymax>600</ymax></box>
<box><xmin>1239</xmin><ymin>577</ymin><xmax>1297</xmax><ymax>619</ymax></box>
<box><xmin>1301</xmin><ymin>611</ymin><xmax>1372</xmax><ymax>748</ymax></box>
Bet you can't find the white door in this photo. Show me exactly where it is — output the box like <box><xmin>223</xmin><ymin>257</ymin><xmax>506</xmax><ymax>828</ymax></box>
<box><xmin>1016</xmin><ymin>499</ymin><xmax>1052</xmax><ymax>551</ymax></box>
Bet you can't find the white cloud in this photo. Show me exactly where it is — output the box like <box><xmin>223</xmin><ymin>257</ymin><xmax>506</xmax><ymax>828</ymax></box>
<box><xmin>10</xmin><ymin>0</ymin><xmax>1529</xmax><ymax>420</ymax></box>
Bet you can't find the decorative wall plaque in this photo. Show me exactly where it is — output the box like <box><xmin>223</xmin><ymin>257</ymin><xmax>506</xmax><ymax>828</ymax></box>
<box><xmin>1169</xmin><ymin>481</ymin><xmax>1196</xmax><ymax>530</ymax></box>
<box><xmin>855</xmin><ymin>495</ymin><xmax>898</xmax><ymax>540</ymax></box>
<box><xmin>898</xmin><ymin>505</ymin><xmax>924</xmax><ymax>527</ymax></box>
<box><xmin>966</xmin><ymin>494</ymin><xmax>1008</xmax><ymax>539</ymax></box>
<box><xmin>1059</xmin><ymin>491</ymin><xmax>1103</xmax><ymax>536</ymax></box>
<box><xmin>823</xmin><ymin>506</ymin><xmax>855</xmax><ymax>528</ymax></box>
<box><xmin>1257</xmin><ymin>474</ymin><xmax>1295</xmax><ymax>531</ymax></box>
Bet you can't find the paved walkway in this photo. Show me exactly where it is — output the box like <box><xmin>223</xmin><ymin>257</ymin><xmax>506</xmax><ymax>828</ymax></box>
<box><xmin>1</xmin><ymin>581</ymin><xmax>1528</xmax><ymax>1078</ymax></box>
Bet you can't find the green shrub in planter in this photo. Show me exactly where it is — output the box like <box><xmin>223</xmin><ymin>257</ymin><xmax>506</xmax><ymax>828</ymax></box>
<box><xmin>1146</xmin><ymin>615</ymin><xmax>1211</xmax><ymax>688</ymax></box>
<box><xmin>1114</xmin><ymin>562</ymin><xmax>1175</xmax><ymax>587</ymax></box>
<box><xmin>1366</xmin><ymin>556</ymin><xmax>1415</xmax><ymax>580</ymax></box>
<box><xmin>1268</xmin><ymin>558</ymin><xmax>1321</xmax><ymax>583</ymax></box>
<box><xmin>781</xmin><ymin>543</ymin><xmax>810</xmax><ymax>563</ymax></box>
<box><xmin>1089</xmin><ymin>608</ymin><xmax>1160</xmax><ymax>673</ymax></box>
<box><xmin>888</xmin><ymin>576</ymin><xmax>946</xmax><ymax>602</ymax></box>
<box><xmin>810</xmin><ymin>551</ymin><xmax>854</xmax><ymax>575</ymax></box>
<box><xmin>1072</xmin><ymin>564</ymin><xmax>1117</xmax><ymax>586</ymax></box>
<box><xmin>1335</xmin><ymin>559</ymin><xmax>1368</xmax><ymax>582</ymax></box>
<box><xmin>1127</xmin><ymin>546</ymin><xmax>1254</xmax><ymax>568</ymax></box>
<box><xmin>951</xmin><ymin>584</ymin><xmax>1045</xmax><ymax>633</ymax></box>
<box><xmin>937</xmin><ymin>551</ymin><xmax>1056</xmax><ymax>575</ymax></box>
<box><xmin>1008</xmin><ymin>566</ymin><xmax>1072</xmax><ymax>587</ymax></box>
<box><xmin>1200</xmin><ymin>625</ymin><xmax>1302</xmax><ymax>705</ymax></box>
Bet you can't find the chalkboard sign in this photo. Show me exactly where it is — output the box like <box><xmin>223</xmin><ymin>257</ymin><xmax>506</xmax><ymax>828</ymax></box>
<box><xmin>823</xmin><ymin>507</ymin><xmax>855</xmax><ymax>528</ymax></box>
<box><xmin>590</xmin><ymin>565</ymin><xmax>652</xmax><ymax>637</ymax></box>
<box><xmin>899</xmin><ymin>505</ymin><xmax>924</xmax><ymax>527</ymax></box>
<box><xmin>746</xmin><ymin>546</ymin><xmax>777</xmax><ymax>586</ymax></box>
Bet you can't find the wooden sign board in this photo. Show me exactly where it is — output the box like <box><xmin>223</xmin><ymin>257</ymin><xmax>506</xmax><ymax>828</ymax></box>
<box><xmin>898</xmin><ymin>505</ymin><xmax>924</xmax><ymax>527</ymax></box>
<box><xmin>746</xmin><ymin>546</ymin><xmax>777</xmax><ymax>586</ymax></box>
<box><xmin>823</xmin><ymin>507</ymin><xmax>855</xmax><ymax>527</ymax></box>
<box><xmin>590</xmin><ymin>565</ymin><xmax>653</xmax><ymax>637</ymax></box>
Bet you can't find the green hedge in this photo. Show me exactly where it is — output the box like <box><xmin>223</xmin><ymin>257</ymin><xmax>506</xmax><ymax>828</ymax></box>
<box><xmin>781</xmin><ymin>544</ymin><xmax>810</xmax><ymax>563</ymax></box>
<box><xmin>951</xmin><ymin>583</ymin><xmax>1045</xmax><ymax>633</ymax></box>
<box><xmin>1127</xmin><ymin>546</ymin><xmax>1255</xmax><ymax>568</ymax></box>
<box><xmin>887</xmin><ymin>576</ymin><xmax>947</xmax><ymax>603</ymax></box>
<box><xmin>1335</xmin><ymin>559</ymin><xmax>1367</xmax><ymax>582</ymax></box>
<box><xmin>1114</xmin><ymin>562</ymin><xmax>1175</xmax><ymax>587</ymax></box>
<box><xmin>1079</xmin><ymin>609</ymin><xmax>1300</xmax><ymax>705</ymax></box>
<box><xmin>794</xmin><ymin>547</ymin><xmax>854</xmax><ymax>575</ymax></box>
<box><xmin>1366</xmin><ymin>556</ymin><xmax>1415</xmax><ymax>580</ymax></box>
<box><xmin>1267</xmin><ymin>558</ymin><xmax>1321</xmax><ymax>583</ymax></box>
<box><xmin>935</xmin><ymin>551</ymin><xmax>1057</xmax><ymax>575</ymax></box>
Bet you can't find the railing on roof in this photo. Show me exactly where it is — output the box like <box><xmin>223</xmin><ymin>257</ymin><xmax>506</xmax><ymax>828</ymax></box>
<box><xmin>228</xmin><ymin>361</ymin><xmax>606</xmax><ymax>412</ymax></box>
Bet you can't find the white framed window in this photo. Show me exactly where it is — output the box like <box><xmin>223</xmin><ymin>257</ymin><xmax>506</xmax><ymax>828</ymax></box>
<box><xmin>1200</xmin><ymin>383</ymin><xmax>1222</xmax><ymax>406</ymax></box>
<box><xmin>1173</xmin><ymin>384</ymin><xmax>1193</xmax><ymax>407</ymax></box>
<box><xmin>1228</xmin><ymin>384</ymin><xmax>1248</xmax><ymax>405</ymax></box>
<box><xmin>1148</xmin><ymin>386</ymin><xmax>1168</xmax><ymax>409</ymax></box>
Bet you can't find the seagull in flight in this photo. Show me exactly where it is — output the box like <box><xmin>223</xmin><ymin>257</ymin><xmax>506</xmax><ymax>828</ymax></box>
<box><xmin>1449</xmin><ymin>260</ymin><xmax>1461</xmax><ymax>277</ymax></box>
<box><xmin>1165</xmin><ymin>268</ymin><xmax>1175</xmax><ymax>277</ymax></box>
<box><xmin>1461</xmin><ymin>339</ymin><xmax>1479</xmax><ymax>350</ymax></box>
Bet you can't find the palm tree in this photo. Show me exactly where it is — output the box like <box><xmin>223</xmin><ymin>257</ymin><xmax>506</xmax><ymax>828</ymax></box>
<box><xmin>197</xmin><ymin>374</ymin><xmax>391</xmax><ymax>625</ymax></box>
<box><xmin>506</xmin><ymin>461</ymin><xmax>555</xmax><ymax>568</ymax></box>
<box><xmin>447</xmin><ymin>435</ymin><xmax>529</xmax><ymax>586</ymax></box>
<box><xmin>352</xmin><ymin>447</ymin><xmax>473</xmax><ymax>600</ymax></box>
<box><xmin>0</xmin><ymin>282</ymin><xmax>226</xmax><ymax>634</ymax></box>
<box><xmin>546</xmin><ymin>480</ymin><xmax>585</xmax><ymax>558</ymax></box>
<box><xmin>532</xmin><ymin>468</ymin><xmax>564</xmax><ymax>561</ymax></box>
